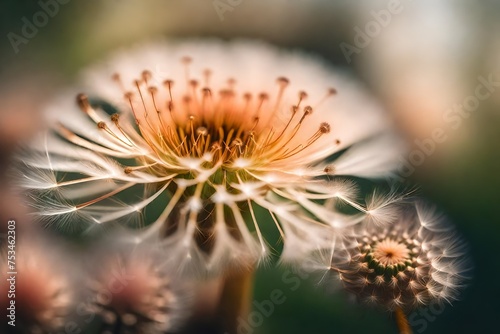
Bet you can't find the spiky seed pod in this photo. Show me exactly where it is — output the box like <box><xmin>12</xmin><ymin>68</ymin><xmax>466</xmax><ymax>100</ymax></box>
<box><xmin>18</xmin><ymin>40</ymin><xmax>402</xmax><ymax>274</ymax></box>
<box><xmin>0</xmin><ymin>236</ymin><xmax>75</xmax><ymax>334</ymax></box>
<box><xmin>329</xmin><ymin>201</ymin><xmax>470</xmax><ymax>313</ymax></box>
<box><xmin>86</xmin><ymin>245</ymin><xmax>189</xmax><ymax>334</ymax></box>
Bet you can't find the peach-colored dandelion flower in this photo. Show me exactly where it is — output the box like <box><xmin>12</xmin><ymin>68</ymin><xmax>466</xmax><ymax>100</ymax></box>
<box><xmin>19</xmin><ymin>40</ymin><xmax>401</xmax><ymax>273</ymax></box>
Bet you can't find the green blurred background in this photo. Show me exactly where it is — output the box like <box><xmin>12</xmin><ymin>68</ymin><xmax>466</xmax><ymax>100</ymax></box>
<box><xmin>1</xmin><ymin>0</ymin><xmax>499</xmax><ymax>333</ymax></box>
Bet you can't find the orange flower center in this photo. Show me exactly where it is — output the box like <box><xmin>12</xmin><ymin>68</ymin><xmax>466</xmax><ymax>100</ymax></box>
<box><xmin>372</xmin><ymin>239</ymin><xmax>410</xmax><ymax>266</ymax></box>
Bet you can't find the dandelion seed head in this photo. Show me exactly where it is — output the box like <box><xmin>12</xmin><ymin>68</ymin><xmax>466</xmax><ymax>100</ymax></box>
<box><xmin>20</xmin><ymin>40</ymin><xmax>400</xmax><ymax>274</ymax></box>
<box><xmin>328</xmin><ymin>200</ymin><xmax>470</xmax><ymax>312</ymax></box>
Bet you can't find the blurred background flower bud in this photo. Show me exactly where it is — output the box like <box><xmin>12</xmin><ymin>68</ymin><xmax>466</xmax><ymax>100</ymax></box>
<box><xmin>83</xmin><ymin>240</ymin><xmax>191</xmax><ymax>333</ymax></box>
